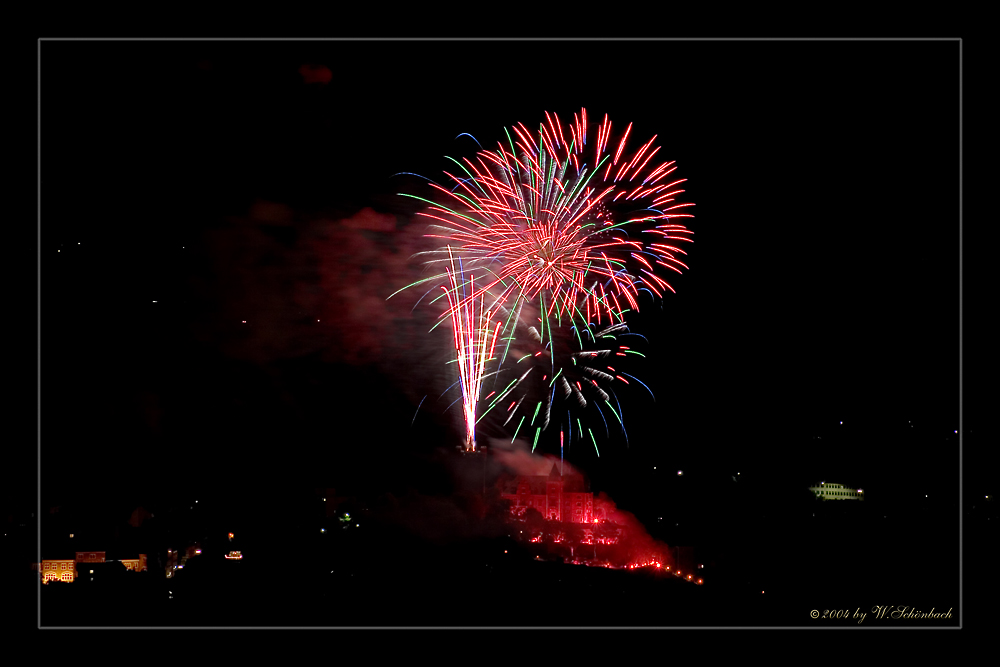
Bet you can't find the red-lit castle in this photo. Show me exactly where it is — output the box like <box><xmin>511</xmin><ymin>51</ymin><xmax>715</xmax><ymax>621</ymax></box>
<box><xmin>499</xmin><ymin>463</ymin><xmax>612</xmax><ymax>524</ymax></box>
<box><xmin>495</xmin><ymin>462</ymin><xmax>687</xmax><ymax>575</ymax></box>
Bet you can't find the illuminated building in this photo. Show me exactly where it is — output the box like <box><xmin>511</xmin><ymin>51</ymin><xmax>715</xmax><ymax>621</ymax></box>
<box><xmin>119</xmin><ymin>554</ymin><xmax>148</xmax><ymax>572</ymax></box>
<box><xmin>76</xmin><ymin>551</ymin><xmax>106</xmax><ymax>564</ymax></box>
<box><xmin>33</xmin><ymin>559</ymin><xmax>78</xmax><ymax>583</ymax></box>
<box><xmin>499</xmin><ymin>464</ymin><xmax>611</xmax><ymax>523</ymax></box>
<box><xmin>809</xmin><ymin>482</ymin><xmax>864</xmax><ymax>501</ymax></box>
<box><xmin>496</xmin><ymin>465</ymin><xmax>688</xmax><ymax>573</ymax></box>
<box><xmin>31</xmin><ymin>553</ymin><xmax>147</xmax><ymax>583</ymax></box>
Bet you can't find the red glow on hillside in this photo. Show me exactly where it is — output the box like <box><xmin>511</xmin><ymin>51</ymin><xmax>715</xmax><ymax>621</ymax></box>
<box><xmin>494</xmin><ymin>461</ymin><xmax>685</xmax><ymax>575</ymax></box>
<box><xmin>485</xmin><ymin>441</ymin><xmax>703</xmax><ymax>583</ymax></box>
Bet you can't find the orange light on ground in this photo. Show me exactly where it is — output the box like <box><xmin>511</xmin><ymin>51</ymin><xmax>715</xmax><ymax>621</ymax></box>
<box><xmin>697</xmin><ymin>579</ymin><xmax>703</xmax><ymax>585</ymax></box>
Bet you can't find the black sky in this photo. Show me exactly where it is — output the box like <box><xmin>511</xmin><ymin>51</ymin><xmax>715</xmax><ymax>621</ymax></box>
<box><xmin>38</xmin><ymin>39</ymin><xmax>965</xmax><ymax>516</ymax></box>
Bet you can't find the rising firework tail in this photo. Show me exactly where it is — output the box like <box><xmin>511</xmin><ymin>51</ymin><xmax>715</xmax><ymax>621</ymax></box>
<box><xmin>440</xmin><ymin>246</ymin><xmax>503</xmax><ymax>451</ymax></box>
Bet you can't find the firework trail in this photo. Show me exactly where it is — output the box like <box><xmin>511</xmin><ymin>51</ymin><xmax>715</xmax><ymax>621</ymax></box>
<box><xmin>441</xmin><ymin>247</ymin><xmax>502</xmax><ymax>451</ymax></box>
<box><xmin>393</xmin><ymin>109</ymin><xmax>693</xmax><ymax>450</ymax></box>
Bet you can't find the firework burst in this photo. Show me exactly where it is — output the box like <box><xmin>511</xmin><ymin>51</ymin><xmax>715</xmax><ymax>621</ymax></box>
<box><xmin>399</xmin><ymin>108</ymin><xmax>694</xmax><ymax>330</ymax></box>
<box><xmin>476</xmin><ymin>316</ymin><xmax>651</xmax><ymax>456</ymax></box>
<box><xmin>393</xmin><ymin>109</ymin><xmax>693</xmax><ymax>451</ymax></box>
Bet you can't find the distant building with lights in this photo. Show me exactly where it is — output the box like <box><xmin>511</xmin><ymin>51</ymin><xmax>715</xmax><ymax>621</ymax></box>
<box><xmin>499</xmin><ymin>464</ymin><xmax>612</xmax><ymax>523</ymax></box>
<box><xmin>31</xmin><ymin>552</ymin><xmax>147</xmax><ymax>583</ymax></box>
<box><xmin>76</xmin><ymin>551</ymin><xmax>107</xmax><ymax>564</ymax></box>
<box><xmin>809</xmin><ymin>482</ymin><xmax>864</xmax><ymax>501</ymax></box>
<box><xmin>32</xmin><ymin>559</ymin><xmax>78</xmax><ymax>583</ymax></box>
<box><xmin>120</xmin><ymin>554</ymin><xmax>148</xmax><ymax>572</ymax></box>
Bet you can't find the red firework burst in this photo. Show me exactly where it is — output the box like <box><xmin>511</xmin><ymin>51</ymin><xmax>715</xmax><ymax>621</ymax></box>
<box><xmin>404</xmin><ymin>108</ymin><xmax>694</xmax><ymax>327</ymax></box>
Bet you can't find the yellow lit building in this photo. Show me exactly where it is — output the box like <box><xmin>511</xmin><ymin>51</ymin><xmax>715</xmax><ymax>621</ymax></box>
<box><xmin>120</xmin><ymin>554</ymin><xmax>148</xmax><ymax>572</ymax></box>
<box><xmin>32</xmin><ymin>559</ymin><xmax>78</xmax><ymax>583</ymax></box>
<box><xmin>809</xmin><ymin>482</ymin><xmax>864</xmax><ymax>501</ymax></box>
<box><xmin>32</xmin><ymin>553</ymin><xmax>147</xmax><ymax>583</ymax></box>
<box><xmin>76</xmin><ymin>551</ymin><xmax>107</xmax><ymax>563</ymax></box>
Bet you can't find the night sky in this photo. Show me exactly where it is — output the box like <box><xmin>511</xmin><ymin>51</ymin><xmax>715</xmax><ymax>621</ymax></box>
<box><xmin>37</xmin><ymin>39</ymin><xmax>970</xmax><ymax>534</ymax></box>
